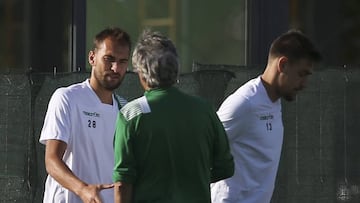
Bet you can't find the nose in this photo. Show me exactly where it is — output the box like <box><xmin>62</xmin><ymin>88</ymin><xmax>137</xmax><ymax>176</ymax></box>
<box><xmin>110</xmin><ymin>62</ymin><xmax>117</xmax><ymax>72</ymax></box>
<box><xmin>110</xmin><ymin>62</ymin><xmax>124</xmax><ymax>73</ymax></box>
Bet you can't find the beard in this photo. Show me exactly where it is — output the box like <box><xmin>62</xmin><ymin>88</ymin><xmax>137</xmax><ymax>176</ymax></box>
<box><xmin>95</xmin><ymin>72</ymin><xmax>124</xmax><ymax>91</ymax></box>
<box><xmin>283</xmin><ymin>89</ymin><xmax>301</xmax><ymax>101</ymax></box>
<box><xmin>279</xmin><ymin>88</ymin><xmax>297</xmax><ymax>102</ymax></box>
<box><xmin>283</xmin><ymin>94</ymin><xmax>296</xmax><ymax>101</ymax></box>
<box><xmin>102</xmin><ymin>78</ymin><xmax>122</xmax><ymax>91</ymax></box>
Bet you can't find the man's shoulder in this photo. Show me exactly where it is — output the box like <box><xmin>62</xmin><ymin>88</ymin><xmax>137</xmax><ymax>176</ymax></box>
<box><xmin>55</xmin><ymin>81</ymin><xmax>87</xmax><ymax>95</ymax></box>
<box><xmin>232</xmin><ymin>77</ymin><xmax>262</xmax><ymax>98</ymax></box>
<box><xmin>50</xmin><ymin>81</ymin><xmax>88</xmax><ymax>105</ymax></box>
<box><xmin>175</xmin><ymin>88</ymin><xmax>212</xmax><ymax>107</ymax></box>
<box><xmin>120</xmin><ymin>96</ymin><xmax>151</xmax><ymax>121</ymax></box>
<box><xmin>218</xmin><ymin>78</ymin><xmax>260</xmax><ymax>113</ymax></box>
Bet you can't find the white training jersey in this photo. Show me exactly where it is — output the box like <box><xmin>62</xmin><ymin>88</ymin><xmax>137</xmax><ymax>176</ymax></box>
<box><xmin>211</xmin><ymin>76</ymin><xmax>284</xmax><ymax>203</ymax></box>
<box><xmin>39</xmin><ymin>79</ymin><xmax>126</xmax><ymax>203</ymax></box>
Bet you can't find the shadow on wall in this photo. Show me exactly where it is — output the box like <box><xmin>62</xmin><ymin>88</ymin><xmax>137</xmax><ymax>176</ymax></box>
<box><xmin>0</xmin><ymin>63</ymin><xmax>360</xmax><ymax>203</ymax></box>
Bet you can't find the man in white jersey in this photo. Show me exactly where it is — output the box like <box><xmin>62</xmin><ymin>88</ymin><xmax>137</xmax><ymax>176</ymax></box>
<box><xmin>39</xmin><ymin>27</ymin><xmax>131</xmax><ymax>203</ymax></box>
<box><xmin>211</xmin><ymin>30</ymin><xmax>321</xmax><ymax>203</ymax></box>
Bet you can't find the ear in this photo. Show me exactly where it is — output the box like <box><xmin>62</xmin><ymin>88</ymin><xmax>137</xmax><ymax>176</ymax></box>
<box><xmin>88</xmin><ymin>50</ymin><xmax>96</xmax><ymax>66</ymax></box>
<box><xmin>137</xmin><ymin>72</ymin><xmax>150</xmax><ymax>91</ymax></box>
<box><xmin>277</xmin><ymin>56</ymin><xmax>288</xmax><ymax>73</ymax></box>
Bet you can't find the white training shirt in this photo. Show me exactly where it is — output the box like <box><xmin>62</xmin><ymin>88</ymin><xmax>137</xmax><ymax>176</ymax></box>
<box><xmin>39</xmin><ymin>79</ymin><xmax>126</xmax><ymax>203</ymax></box>
<box><xmin>211</xmin><ymin>76</ymin><xmax>284</xmax><ymax>203</ymax></box>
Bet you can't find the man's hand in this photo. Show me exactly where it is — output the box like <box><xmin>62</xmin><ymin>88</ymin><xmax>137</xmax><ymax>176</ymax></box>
<box><xmin>78</xmin><ymin>183</ymin><xmax>114</xmax><ymax>203</ymax></box>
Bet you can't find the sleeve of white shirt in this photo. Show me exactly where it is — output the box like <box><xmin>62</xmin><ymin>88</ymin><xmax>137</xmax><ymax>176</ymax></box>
<box><xmin>39</xmin><ymin>88</ymin><xmax>72</xmax><ymax>145</ymax></box>
<box><xmin>216</xmin><ymin>94</ymin><xmax>250</xmax><ymax>142</ymax></box>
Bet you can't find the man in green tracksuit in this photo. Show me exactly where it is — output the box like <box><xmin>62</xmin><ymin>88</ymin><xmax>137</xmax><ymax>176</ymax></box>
<box><xmin>113</xmin><ymin>29</ymin><xmax>234</xmax><ymax>203</ymax></box>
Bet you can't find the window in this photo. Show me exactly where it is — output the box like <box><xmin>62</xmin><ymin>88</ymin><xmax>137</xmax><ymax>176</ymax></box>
<box><xmin>86</xmin><ymin>0</ymin><xmax>248</xmax><ymax>72</ymax></box>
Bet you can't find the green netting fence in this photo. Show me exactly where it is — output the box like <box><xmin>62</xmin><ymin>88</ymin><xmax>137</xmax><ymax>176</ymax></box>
<box><xmin>1</xmin><ymin>63</ymin><xmax>360</xmax><ymax>202</ymax></box>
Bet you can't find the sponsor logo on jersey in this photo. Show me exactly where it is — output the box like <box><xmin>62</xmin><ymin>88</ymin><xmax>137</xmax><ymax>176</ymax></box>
<box><xmin>259</xmin><ymin>114</ymin><xmax>273</xmax><ymax>120</ymax></box>
<box><xmin>83</xmin><ymin>111</ymin><xmax>100</xmax><ymax>117</ymax></box>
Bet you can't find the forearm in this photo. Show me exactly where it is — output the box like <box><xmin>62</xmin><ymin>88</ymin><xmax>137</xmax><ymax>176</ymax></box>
<box><xmin>45</xmin><ymin>154</ymin><xmax>87</xmax><ymax>196</ymax></box>
<box><xmin>114</xmin><ymin>182</ymin><xmax>132</xmax><ymax>203</ymax></box>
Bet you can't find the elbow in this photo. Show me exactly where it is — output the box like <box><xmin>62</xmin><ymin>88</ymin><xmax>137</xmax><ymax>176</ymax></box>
<box><xmin>44</xmin><ymin>152</ymin><xmax>62</xmax><ymax>176</ymax></box>
<box><xmin>211</xmin><ymin>169</ymin><xmax>234</xmax><ymax>183</ymax></box>
<box><xmin>211</xmin><ymin>159</ymin><xmax>235</xmax><ymax>183</ymax></box>
<box><xmin>44</xmin><ymin>155</ymin><xmax>55</xmax><ymax>175</ymax></box>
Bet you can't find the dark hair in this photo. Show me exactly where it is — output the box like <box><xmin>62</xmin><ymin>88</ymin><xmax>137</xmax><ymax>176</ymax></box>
<box><xmin>93</xmin><ymin>27</ymin><xmax>131</xmax><ymax>51</ymax></box>
<box><xmin>269</xmin><ymin>29</ymin><xmax>321</xmax><ymax>63</ymax></box>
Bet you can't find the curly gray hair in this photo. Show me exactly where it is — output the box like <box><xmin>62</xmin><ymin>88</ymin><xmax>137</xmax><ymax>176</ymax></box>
<box><xmin>132</xmin><ymin>29</ymin><xmax>179</xmax><ymax>88</ymax></box>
